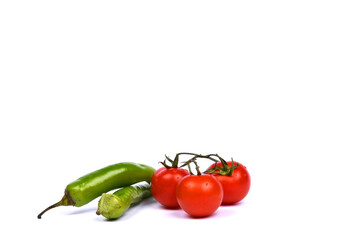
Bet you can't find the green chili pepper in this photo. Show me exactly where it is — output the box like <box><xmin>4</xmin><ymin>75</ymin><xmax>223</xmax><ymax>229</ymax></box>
<box><xmin>37</xmin><ymin>162</ymin><xmax>155</xmax><ymax>219</ymax></box>
<box><xmin>96</xmin><ymin>183</ymin><xmax>152</xmax><ymax>219</ymax></box>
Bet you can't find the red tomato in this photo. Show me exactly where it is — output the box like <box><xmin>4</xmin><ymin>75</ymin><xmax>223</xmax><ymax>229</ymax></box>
<box><xmin>150</xmin><ymin>167</ymin><xmax>189</xmax><ymax>208</ymax></box>
<box><xmin>207</xmin><ymin>161</ymin><xmax>250</xmax><ymax>205</ymax></box>
<box><xmin>176</xmin><ymin>174</ymin><xmax>223</xmax><ymax>217</ymax></box>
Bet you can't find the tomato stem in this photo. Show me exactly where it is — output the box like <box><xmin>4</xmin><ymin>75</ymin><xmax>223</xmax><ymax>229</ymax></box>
<box><xmin>159</xmin><ymin>154</ymin><xmax>179</xmax><ymax>168</ymax></box>
<box><xmin>179</xmin><ymin>154</ymin><xmax>218</xmax><ymax>168</ymax></box>
<box><xmin>163</xmin><ymin>152</ymin><xmax>235</xmax><ymax>175</ymax></box>
<box><xmin>193</xmin><ymin>160</ymin><xmax>202</xmax><ymax>175</ymax></box>
<box><xmin>177</xmin><ymin>153</ymin><xmax>223</xmax><ymax>175</ymax></box>
<box><xmin>172</xmin><ymin>154</ymin><xmax>180</xmax><ymax>168</ymax></box>
<box><xmin>182</xmin><ymin>157</ymin><xmax>202</xmax><ymax>175</ymax></box>
<box><xmin>228</xmin><ymin>158</ymin><xmax>237</xmax><ymax>175</ymax></box>
<box><xmin>187</xmin><ymin>164</ymin><xmax>194</xmax><ymax>175</ymax></box>
<box><xmin>204</xmin><ymin>156</ymin><xmax>239</xmax><ymax>176</ymax></box>
<box><xmin>176</xmin><ymin>152</ymin><xmax>219</xmax><ymax>163</ymax></box>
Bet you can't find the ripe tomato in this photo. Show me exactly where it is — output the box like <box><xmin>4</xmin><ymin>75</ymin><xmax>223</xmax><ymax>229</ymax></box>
<box><xmin>207</xmin><ymin>161</ymin><xmax>250</xmax><ymax>205</ymax></box>
<box><xmin>150</xmin><ymin>167</ymin><xmax>189</xmax><ymax>208</ymax></box>
<box><xmin>176</xmin><ymin>174</ymin><xmax>223</xmax><ymax>217</ymax></box>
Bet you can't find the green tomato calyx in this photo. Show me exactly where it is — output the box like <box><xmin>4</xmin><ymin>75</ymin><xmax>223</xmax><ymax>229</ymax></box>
<box><xmin>204</xmin><ymin>157</ymin><xmax>239</xmax><ymax>176</ymax></box>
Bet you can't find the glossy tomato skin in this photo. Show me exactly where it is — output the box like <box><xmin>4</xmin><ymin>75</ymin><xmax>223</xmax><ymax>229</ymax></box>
<box><xmin>150</xmin><ymin>167</ymin><xmax>190</xmax><ymax>208</ymax></box>
<box><xmin>176</xmin><ymin>174</ymin><xmax>223</xmax><ymax>217</ymax></box>
<box><xmin>208</xmin><ymin>161</ymin><xmax>250</xmax><ymax>205</ymax></box>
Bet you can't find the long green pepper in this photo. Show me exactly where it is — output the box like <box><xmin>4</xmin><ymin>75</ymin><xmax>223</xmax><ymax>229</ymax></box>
<box><xmin>38</xmin><ymin>162</ymin><xmax>155</xmax><ymax>219</ymax></box>
<box><xmin>96</xmin><ymin>183</ymin><xmax>152</xmax><ymax>219</ymax></box>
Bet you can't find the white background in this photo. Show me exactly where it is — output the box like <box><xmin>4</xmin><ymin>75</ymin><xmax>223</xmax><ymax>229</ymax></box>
<box><xmin>0</xmin><ymin>0</ymin><xmax>359</xmax><ymax>239</ymax></box>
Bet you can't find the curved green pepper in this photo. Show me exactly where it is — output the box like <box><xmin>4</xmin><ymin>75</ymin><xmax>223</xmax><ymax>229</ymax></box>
<box><xmin>38</xmin><ymin>162</ymin><xmax>155</xmax><ymax>219</ymax></box>
<box><xmin>96</xmin><ymin>183</ymin><xmax>152</xmax><ymax>219</ymax></box>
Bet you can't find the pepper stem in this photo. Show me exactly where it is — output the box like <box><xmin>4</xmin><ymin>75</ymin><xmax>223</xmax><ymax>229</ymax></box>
<box><xmin>37</xmin><ymin>191</ymin><xmax>74</xmax><ymax>219</ymax></box>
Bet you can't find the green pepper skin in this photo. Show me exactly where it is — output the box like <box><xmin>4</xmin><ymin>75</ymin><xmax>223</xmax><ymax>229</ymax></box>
<box><xmin>67</xmin><ymin>162</ymin><xmax>155</xmax><ymax>207</ymax></box>
<box><xmin>37</xmin><ymin>162</ymin><xmax>155</xmax><ymax>219</ymax></box>
<box><xmin>96</xmin><ymin>183</ymin><xmax>152</xmax><ymax>219</ymax></box>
